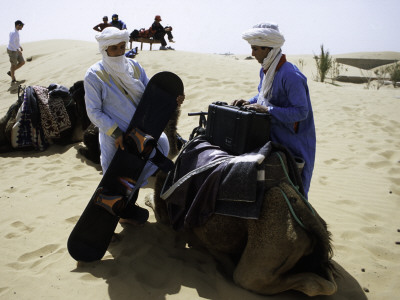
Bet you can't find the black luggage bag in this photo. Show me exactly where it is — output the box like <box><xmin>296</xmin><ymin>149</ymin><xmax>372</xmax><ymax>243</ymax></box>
<box><xmin>205</xmin><ymin>102</ymin><xmax>271</xmax><ymax>155</ymax></box>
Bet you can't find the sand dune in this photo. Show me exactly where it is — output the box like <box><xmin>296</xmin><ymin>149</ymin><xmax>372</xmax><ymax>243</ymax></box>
<box><xmin>1</xmin><ymin>40</ymin><xmax>400</xmax><ymax>299</ymax></box>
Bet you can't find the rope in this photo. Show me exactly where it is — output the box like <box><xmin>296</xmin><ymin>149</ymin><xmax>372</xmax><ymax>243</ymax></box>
<box><xmin>275</xmin><ymin>152</ymin><xmax>315</xmax><ymax>215</ymax></box>
<box><xmin>273</xmin><ymin>152</ymin><xmax>316</xmax><ymax>230</ymax></box>
<box><xmin>278</xmin><ymin>188</ymin><xmax>306</xmax><ymax>229</ymax></box>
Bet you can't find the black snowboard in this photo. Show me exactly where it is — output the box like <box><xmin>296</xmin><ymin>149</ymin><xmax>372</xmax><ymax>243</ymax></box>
<box><xmin>67</xmin><ymin>71</ymin><xmax>183</xmax><ymax>262</ymax></box>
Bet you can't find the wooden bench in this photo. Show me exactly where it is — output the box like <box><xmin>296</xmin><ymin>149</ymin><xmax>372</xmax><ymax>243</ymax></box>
<box><xmin>129</xmin><ymin>37</ymin><xmax>162</xmax><ymax>51</ymax></box>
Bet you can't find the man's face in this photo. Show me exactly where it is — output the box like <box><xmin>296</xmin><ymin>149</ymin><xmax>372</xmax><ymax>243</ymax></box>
<box><xmin>251</xmin><ymin>45</ymin><xmax>271</xmax><ymax>64</ymax></box>
<box><xmin>16</xmin><ymin>24</ymin><xmax>24</xmax><ymax>31</ymax></box>
<box><xmin>106</xmin><ymin>42</ymin><xmax>126</xmax><ymax>57</ymax></box>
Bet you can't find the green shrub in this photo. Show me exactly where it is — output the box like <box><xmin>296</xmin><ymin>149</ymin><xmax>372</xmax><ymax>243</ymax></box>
<box><xmin>314</xmin><ymin>44</ymin><xmax>332</xmax><ymax>82</ymax></box>
<box><xmin>389</xmin><ymin>63</ymin><xmax>400</xmax><ymax>87</ymax></box>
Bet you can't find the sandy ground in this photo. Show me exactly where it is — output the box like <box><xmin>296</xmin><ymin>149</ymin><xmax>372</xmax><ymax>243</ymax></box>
<box><xmin>1</xmin><ymin>40</ymin><xmax>400</xmax><ymax>299</ymax></box>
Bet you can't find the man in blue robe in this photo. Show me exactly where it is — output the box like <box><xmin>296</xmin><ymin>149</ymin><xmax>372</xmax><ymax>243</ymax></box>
<box><xmin>233</xmin><ymin>23</ymin><xmax>316</xmax><ymax>197</ymax></box>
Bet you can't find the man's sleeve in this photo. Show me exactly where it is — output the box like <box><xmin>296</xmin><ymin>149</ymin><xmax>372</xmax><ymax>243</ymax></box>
<box><xmin>268</xmin><ymin>72</ymin><xmax>310</xmax><ymax>123</ymax></box>
<box><xmin>84</xmin><ymin>71</ymin><xmax>119</xmax><ymax>136</ymax></box>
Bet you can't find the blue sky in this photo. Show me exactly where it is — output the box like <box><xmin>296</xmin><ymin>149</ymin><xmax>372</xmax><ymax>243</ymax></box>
<box><xmin>1</xmin><ymin>0</ymin><xmax>399</xmax><ymax>55</ymax></box>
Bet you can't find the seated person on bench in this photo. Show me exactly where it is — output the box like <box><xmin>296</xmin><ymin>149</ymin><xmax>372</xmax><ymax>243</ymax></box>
<box><xmin>150</xmin><ymin>15</ymin><xmax>175</xmax><ymax>50</ymax></box>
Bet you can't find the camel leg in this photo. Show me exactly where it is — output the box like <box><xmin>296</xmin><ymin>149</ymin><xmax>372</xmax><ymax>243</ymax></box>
<box><xmin>233</xmin><ymin>186</ymin><xmax>336</xmax><ymax>296</ymax></box>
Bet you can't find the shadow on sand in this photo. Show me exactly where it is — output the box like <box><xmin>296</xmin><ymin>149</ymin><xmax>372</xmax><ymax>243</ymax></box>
<box><xmin>71</xmin><ymin>222</ymin><xmax>367</xmax><ymax>300</ymax></box>
<box><xmin>7</xmin><ymin>80</ymin><xmax>26</xmax><ymax>94</ymax></box>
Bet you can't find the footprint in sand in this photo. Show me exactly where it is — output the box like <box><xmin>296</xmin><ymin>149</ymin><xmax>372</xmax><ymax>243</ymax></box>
<box><xmin>366</xmin><ymin>145</ymin><xmax>380</xmax><ymax>152</ymax></box>
<box><xmin>388</xmin><ymin>167</ymin><xmax>400</xmax><ymax>176</ymax></box>
<box><xmin>336</xmin><ymin>199</ymin><xmax>357</xmax><ymax>206</ymax></box>
<box><xmin>5</xmin><ymin>221</ymin><xmax>34</xmax><ymax>239</ymax></box>
<box><xmin>342</xmin><ymin>106</ymin><xmax>352</xmax><ymax>112</ymax></box>
<box><xmin>380</xmin><ymin>150</ymin><xmax>397</xmax><ymax>159</ymax></box>
<box><xmin>318</xmin><ymin>176</ymin><xmax>328</xmax><ymax>185</ymax></box>
<box><xmin>0</xmin><ymin>287</ymin><xmax>10</xmax><ymax>297</ymax></box>
<box><xmin>366</xmin><ymin>158</ymin><xmax>391</xmax><ymax>168</ymax></box>
<box><xmin>340</xmin><ymin>230</ymin><xmax>362</xmax><ymax>240</ymax></box>
<box><xmin>323</xmin><ymin>158</ymin><xmax>353</xmax><ymax>169</ymax></box>
<box><xmin>363</xmin><ymin>212</ymin><xmax>382</xmax><ymax>221</ymax></box>
<box><xmin>17</xmin><ymin>244</ymin><xmax>60</xmax><ymax>262</ymax></box>
<box><xmin>8</xmin><ymin>244</ymin><xmax>65</xmax><ymax>271</ymax></box>
<box><xmin>324</xmin><ymin>158</ymin><xmax>339</xmax><ymax>165</ymax></box>
<box><xmin>65</xmin><ymin>216</ymin><xmax>80</xmax><ymax>224</ymax></box>
<box><xmin>360</xmin><ymin>225</ymin><xmax>384</xmax><ymax>234</ymax></box>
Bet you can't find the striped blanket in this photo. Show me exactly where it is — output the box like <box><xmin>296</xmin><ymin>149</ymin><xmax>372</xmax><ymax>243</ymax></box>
<box><xmin>11</xmin><ymin>85</ymin><xmax>71</xmax><ymax>150</ymax></box>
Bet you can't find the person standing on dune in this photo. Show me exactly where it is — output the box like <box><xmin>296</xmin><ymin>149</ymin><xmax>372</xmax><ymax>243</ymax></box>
<box><xmin>93</xmin><ymin>16</ymin><xmax>111</xmax><ymax>32</ymax></box>
<box><xmin>7</xmin><ymin>20</ymin><xmax>25</xmax><ymax>83</ymax></box>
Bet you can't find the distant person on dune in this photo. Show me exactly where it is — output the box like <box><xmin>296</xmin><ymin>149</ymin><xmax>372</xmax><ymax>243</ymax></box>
<box><xmin>7</xmin><ymin>20</ymin><xmax>25</xmax><ymax>83</ymax></box>
<box><xmin>109</xmin><ymin>14</ymin><xmax>127</xmax><ymax>30</ymax></box>
<box><xmin>93</xmin><ymin>16</ymin><xmax>111</xmax><ymax>32</ymax></box>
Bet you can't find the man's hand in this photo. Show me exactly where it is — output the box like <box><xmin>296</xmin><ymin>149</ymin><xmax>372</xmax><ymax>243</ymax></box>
<box><xmin>231</xmin><ymin>99</ymin><xmax>250</xmax><ymax>107</ymax></box>
<box><xmin>244</xmin><ymin>103</ymin><xmax>269</xmax><ymax>113</ymax></box>
<box><xmin>114</xmin><ymin>135</ymin><xmax>125</xmax><ymax>150</ymax></box>
<box><xmin>177</xmin><ymin>94</ymin><xmax>185</xmax><ymax>106</ymax></box>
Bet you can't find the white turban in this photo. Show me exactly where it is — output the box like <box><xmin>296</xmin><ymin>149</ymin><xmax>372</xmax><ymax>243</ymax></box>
<box><xmin>95</xmin><ymin>27</ymin><xmax>129</xmax><ymax>52</ymax></box>
<box><xmin>95</xmin><ymin>27</ymin><xmax>145</xmax><ymax>106</ymax></box>
<box><xmin>242</xmin><ymin>23</ymin><xmax>285</xmax><ymax>48</ymax></box>
<box><xmin>242</xmin><ymin>23</ymin><xmax>285</xmax><ymax>106</ymax></box>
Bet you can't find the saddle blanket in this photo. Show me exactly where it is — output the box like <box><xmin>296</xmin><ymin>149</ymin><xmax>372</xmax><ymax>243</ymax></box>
<box><xmin>161</xmin><ymin>137</ymin><xmax>275</xmax><ymax>229</ymax></box>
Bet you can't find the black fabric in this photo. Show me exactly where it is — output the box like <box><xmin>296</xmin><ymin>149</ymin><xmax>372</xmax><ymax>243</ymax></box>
<box><xmin>69</xmin><ymin>80</ymin><xmax>91</xmax><ymax>131</ymax></box>
<box><xmin>150</xmin><ymin>148</ymin><xmax>174</xmax><ymax>172</ymax></box>
<box><xmin>161</xmin><ymin>137</ymin><xmax>305</xmax><ymax>230</ymax></box>
<box><xmin>25</xmin><ymin>86</ymin><xmax>40</xmax><ymax>128</ymax></box>
<box><xmin>48</xmin><ymin>84</ymin><xmax>70</xmax><ymax>98</ymax></box>
<box><xmin>217</xmin><ymin>142</ymin><xmax>272</xmax><ymax>203</ymax></box>
<box><xmin>162</xmin><ymin>137</ymin><xmax>230</xmax><ymax>229</ymax></box>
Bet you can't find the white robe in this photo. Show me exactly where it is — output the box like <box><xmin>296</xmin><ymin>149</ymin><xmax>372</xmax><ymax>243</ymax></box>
<box><xmin>84</xmin><ymin>58</ymin><xmax>169</xmax><ymax>180</ymax></box>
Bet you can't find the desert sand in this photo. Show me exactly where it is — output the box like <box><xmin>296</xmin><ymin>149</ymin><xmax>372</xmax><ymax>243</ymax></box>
<box><xmin>1</xmin><ymin>40</ymin><xmax>400</xmax><ymax>300</ymax></box>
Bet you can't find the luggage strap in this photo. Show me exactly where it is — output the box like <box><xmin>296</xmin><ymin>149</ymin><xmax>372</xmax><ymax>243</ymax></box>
<box><xmin>150</xmin><ymin>148</ymin><xmax>174</xmax><ymax>172</ymax></box>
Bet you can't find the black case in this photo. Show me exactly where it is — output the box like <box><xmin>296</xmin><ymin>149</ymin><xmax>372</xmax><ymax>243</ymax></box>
<box><xmin>205</xmin><ymin>102</ymin><xmax>271</xmax><ymax>155</ymax></box>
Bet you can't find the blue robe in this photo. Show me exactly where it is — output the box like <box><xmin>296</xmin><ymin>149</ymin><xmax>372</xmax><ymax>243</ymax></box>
<box><xmin>249</xmin><ymin>62</ymin><xmax>316</xmax><ymax>196</ymax></box>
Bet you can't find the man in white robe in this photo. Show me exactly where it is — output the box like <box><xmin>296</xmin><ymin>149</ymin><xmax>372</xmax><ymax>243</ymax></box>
<box><xmin>84</xmin><ymin>27</ymin><xmax>184</xmax><ymax>222</ymax></box>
